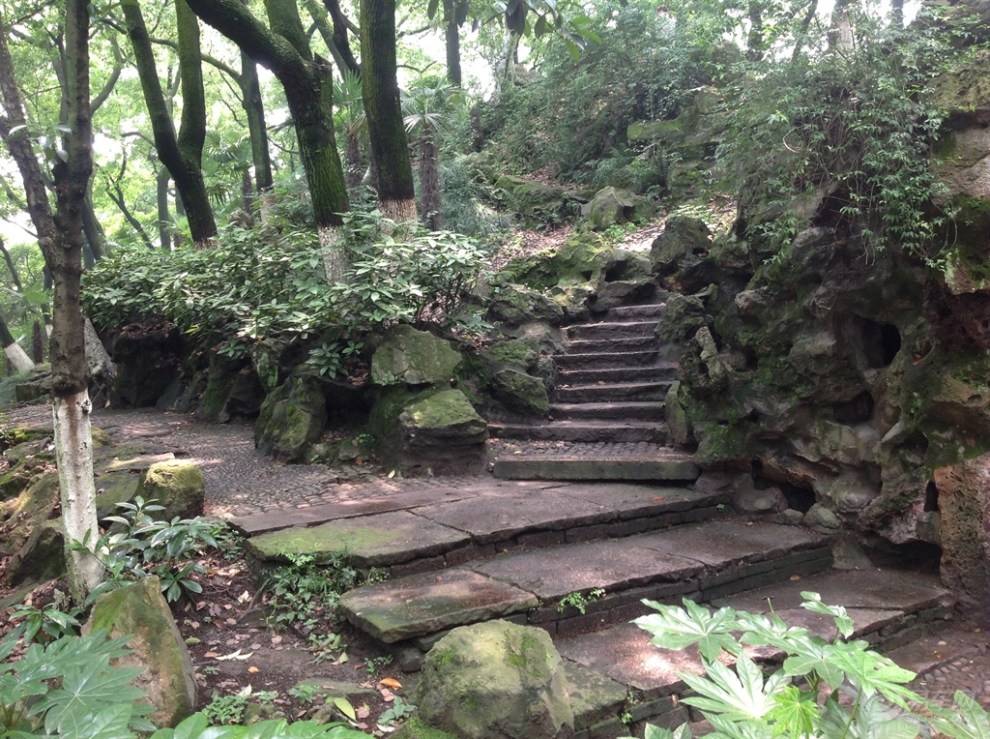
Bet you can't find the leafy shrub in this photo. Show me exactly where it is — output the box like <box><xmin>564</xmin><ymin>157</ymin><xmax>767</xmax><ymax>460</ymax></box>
<box><xmin>719</xmin><ymin>14</ymin><xmax>958</xmax><ymax>260</ymax></box>
<box><xmin>624</xmin><ymin>593</ymin><xmax>990</xmax><ymax>738</ymax></box>
<box><xmin>0</xmin><ymin>626</ymin><xmax>154</xmax><ymax>737</ymax></box>
<box><xmin>80</xmin><ymin>497</ymin><xmax>225</xmax><ymax>603</ymax></box>
<box><xmin>83</xmin><ymin>213</ymin><xmax>490</xmax><ymax>378</ymax></box>
<box><xmin>150</xmin><ymin>712</ymin><xmax>373</xmax><ymax>738</ymax></box>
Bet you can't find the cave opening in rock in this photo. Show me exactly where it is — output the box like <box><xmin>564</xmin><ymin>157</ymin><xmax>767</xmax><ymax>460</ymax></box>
<box><xmin>857</xmin><ymin>318</ymin><xmax>902</xmax><ymax>369</ymax></box>
<box><xmin>924</xmin><ymin>480</ymin><xmax>939</xmax><ymax>512</ymax></box>
<box><xmin>834</xmin><ymin>391</ymin><xmax>875</xmax><ymax>424</ymax></box>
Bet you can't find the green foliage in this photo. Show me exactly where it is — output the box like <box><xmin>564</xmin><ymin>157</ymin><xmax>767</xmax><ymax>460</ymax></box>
<box><xmin>377</xmin><ymin>696</ymin><xmax>416</xmax><ymax>727</ymax></box>
<box><xmin>83</xmin><ymin>214</ymin><xmax>490</xmax><ymax>376</ymax></box>
<box><xmin>485</xmin><ymin>0</ymin><xmax>716</xmax><ymax>182</ymax></box>
<box><xmin>721</xmin><ymin>16</ymin><xmax>958</xmax><ymax>259</ymax></box>
<box><xmin>201</xmin><ymin>687</ymin><xmax>252</xmax><ymax>726</ymax></box>
<box><xmin>263</xmin><ymin>552</ymin><xmax>386</xmax><ymax>662</ymax></box>
<box><xmin>6</xmin><ymin>601</ymin><xmax>80</xmax><ymax>644</ymax></box>
<box><xmin>330</xmin><ymin>210</ymin><xmax>492</xmax><ymax>330</ymax></box>
<box><xmin>623</xmin><ymin>593</ymin><xmax>990</xmax><ymax>738</ymax></box>
<box><xmin>80</xmin><ymin>496</ymin><xmax>225</xmax><ymax>604</ymax></box>
<box><xmin>557</xmin><ymin>587</ymin><xmax>605</xmax><ymax>615</ymax></box>
<box><xmin>0</xmin><ymin>626</ymin><xmax>154</xmax><ymax>737</ymax></box>
<box><xmin>150</xmin><ymin>712</ymin><xmax>373</xmax><ymax>738</ymax></box>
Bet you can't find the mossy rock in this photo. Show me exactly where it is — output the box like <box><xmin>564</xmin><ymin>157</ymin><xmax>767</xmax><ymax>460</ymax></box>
<box><xmin>6</xmin><ymin>518</ymin><xmax>64</xmax><ymax>586</ymax></box>
<box><xmin>488</xmin><ymin>284</ymin><xmax>564</xmax><ymax>326</ymax></box>
<box><xmin>491</xmin><ymin>368</ymin><xmax>550</xmax><ymax>415</ymax></box>
<box><xmin>255</xmin><ymin>374</ymin><xmax>327</xmax><ymax>462</ymax></box>
<box><xmin>414</xmin><ymin>620</ymin><xmax>574</xmax><ymax>739</ymax></box>
<box><xmin>399</xmin><ymin>389</ymin><xmax>488</xmax><ymax>443</ymax></box>
<box><xmin>482</xmin><ymin>339</ymin><xmax>537</xmax><ymax>370</ymax></box>
<box><xmin>86</xmin><ymin>576</ymin><xmax>197</xmax><ymax>727</ymax></box>
<box><xmin>371</xmin><ymin>325</ymin><xmax>463</xmax><ymax>387</ymax></box>
<box><xmin>494</xmin><ymin>175</ymin><xmax>579</xmax><ymax>228</ymax></box>
<box><xmin>581</xmin><ymin>186</ymin><xmax>652</xmax><ymax>230</ymax></box>
<box><xmin>0</xmin><ymin>472</ymin><xmax>59</xmax><ymax>561</ymax></box>
<box><xmin>137</xmin><ymin>461</ymin><xmax>205</xmax><ymax>520</ymax></box>
<box><xmin>94</xmin><ymin>470</ymin><xmax>142</xmax><ymax>517</ymax></box>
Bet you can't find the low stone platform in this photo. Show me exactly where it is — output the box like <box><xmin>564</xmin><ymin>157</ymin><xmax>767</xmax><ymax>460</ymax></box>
<box><xmin>493</xmin><ymin>442</ymin><xmax>700</xmax><ymax>481</ymax></box>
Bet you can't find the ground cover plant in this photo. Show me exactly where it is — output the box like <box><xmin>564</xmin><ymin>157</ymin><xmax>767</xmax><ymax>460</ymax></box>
<box><xmin>625</xmin><ymin>594</ymin><xmax>990</xmax><ymax>738</ymax></box>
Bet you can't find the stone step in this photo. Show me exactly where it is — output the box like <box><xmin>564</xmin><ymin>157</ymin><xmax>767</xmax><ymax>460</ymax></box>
<box><xmin>550</xmin><ymin>402</ymin><xmax>665</xmax><ymax>420</ymax></box>
<box><xmin>564</xmin><ymin>336</ymin><xmax>657</xmax><ymax>354</ymax></box>
<box><xmin>602</xmin><ymin>303</ymin><xmax>667</xmax><ymax>320</ymax></box>
<box><xmin>565</xmin><ymin>321</ymin><xmax>659</xmax><ymax>341</ymax></box>
<box><xmin>488</xmin><ymin>419</ymin><xmax>668</xmax><ymax>444</ymax></box>
<box><xmin>559</xmin><ymin>567</ymin><xmax>955</xmax><ymax>736</ymax></box>
<box><xmin>338</xmin><ymin>520</ymin><xmax>834</xmax><ymax>647</ymax></box>
<box><xmin>492</xmin><ymin>444</ymin><xmax>698</xmax><ymax>481</ymax></box>
<box><xmin>554</xmin><ymin>351</ymin><xmax>659</xmax><ymax>370</ymax></box>
<box><xmin>554</xmin><ymin>381</ymin><xmax>670</xmax><ymax>404</ymax></box>
<box><xmin>557</xmin><ymin>363</ymin><xmax>679</xmax><ymax>385</ymax></box>
<box><xmin>244</xmin><ymin>481</ymin><xmax>726</xmax><ymax>574</ymax></box>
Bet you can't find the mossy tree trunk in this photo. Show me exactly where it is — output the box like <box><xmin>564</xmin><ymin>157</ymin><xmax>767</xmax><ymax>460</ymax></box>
<box><xmin>237</xmin><ymin>18</ymin><xmax>274</xmax><ymax>219</ymax></box>
<box><xmin>0</xmin><ymin>2</ymin><xmax>104</xmax><ymax>603</ymax></box>
<box><xmin>443</xmin><ymin>0</ymin><xmax>466</xmax><ymax>87</ymax></box>
<box><xmin>122</xmin><ymin>0</ymin><xmax>218</xmax><ymax>247</ymax></box>
<box><xmin>185</xmin><ymin>0</ymin><xmax>350</xmax><ymax>276</ymax></box>
<box><xmin>360</xmin><ymin>0</ymin><xmax>416</xmax><ymax>222</ymax></box>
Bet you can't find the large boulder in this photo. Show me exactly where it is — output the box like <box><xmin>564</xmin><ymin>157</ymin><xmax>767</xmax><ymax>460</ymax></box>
<box><xmin>581</xmin><ymin>186</ymin><xmax>651</xmax><ymax>230</ymax></box>
<box><xmin>1</xmin><ymin>473</ymin><xmax>61</xmax><ymax>584</ymax></box>
<box><xmin>488</xmin><ymin>284</ymin><xmax>564</xmax><ymax>326</ymax></box>
<box><xmin>491</xmin><ymin>367</ymin><xmax>550</xmax><ymax>415</ymax></box>
<box><xmin>371</xmin><ymin>325</ymin><xmax>463</xmax><ymax>386</ymax></box>
<box><xmin>934</xmin><ymin>453</ymin><xmax>990</xmax><ymax>608</ymax></box>
<box><xmin>86</xmin><ymin>576</ymin><xmax>197</xmax><ymax>728</ymax></box>
<box><xmin>372</xmin><ymin>388</ymin><xmax>488</xmax><ymax>475</ymax></box>
<box><xmin>110</xmin><ymin>324</ymin><xmax>183</xmax><ymax>407</ymax></box>
<box><xmin>138</xmin><ymin>461</ymin><xmax>205</xmax><ymax>520</ymax></box>
<box><xmin>412</xmin><ymin>620</ymin><xmax>574</xmax><ymax>739</ymax></box>
<box><xmin>254</xmin><ymin>374</ymin><xmax>327</xmax><ymax>462</ymax></box>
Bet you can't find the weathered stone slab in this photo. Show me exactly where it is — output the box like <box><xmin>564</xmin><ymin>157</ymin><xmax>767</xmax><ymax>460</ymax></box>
<box><xmin>472</xmin><ymin>538</ymin><xmax>703</xmax><ymax>602</ymax></box>
<box><xmin>340</xmin><ymin>569</ymin><xmax>538</xmax><ymax>643</ymax></box>
<box><xmin>246</xmin><ymin>510</ymin><xmax>470</xmax><ymax>567</ymax></box>
<box><xmin>494</xmin><ymin>451</ymin><xmax>699</xmax><ymax>481</ymax></box>
<box><xmin>557</xmin><ymin>622</ymin><xmax>706</xmax><ymax>696</ymax></box>
<box><xmin>635</xmin><ymin>520</ymin><xmax>828</xmax><ymax>565</ymax></box>
<box><xmin>563</xmin><ymin>660</ymin><xmax>628</xmax><ymax>731</ymax></box>
<box><xmin>553</xmin><ymin>483</ymin><xmax>727</xmax><ymax>518</ymax></box>
<box><xmin>413</xmin><ymin>488</ymin><xmax>612</xmax><ymax>542</ymax></box>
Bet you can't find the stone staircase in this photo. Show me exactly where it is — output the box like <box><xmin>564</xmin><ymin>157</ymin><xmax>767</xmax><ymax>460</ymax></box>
<box><xmin>489</xmin><ymin>303</ymin><xmax>675</xmax><ymax>446</ymax></box>
<box><xmin>230</xmin><ymin>301</ymin><xmax>956</xmax><ymax>736</ymax></box>
<box><xmin>234</xmin><ymin>479</ymin><xmax>954</xmax><ymax>736</ymax></box>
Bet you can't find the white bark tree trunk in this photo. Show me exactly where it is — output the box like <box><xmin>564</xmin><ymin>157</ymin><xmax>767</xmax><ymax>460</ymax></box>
<box><xmin>3</xmin><ymin>340</ymin><xmax>34</xmax><ymax>373</ymax></box>
<box><xmin>53</xmin><ymin>389</ymin><xmax>103</xmax><ymax>601</ymax></box>
<box><xmin>320</xmin><ymin>224</ymin><xmax>347</xmax><ymax>284</ymax></box>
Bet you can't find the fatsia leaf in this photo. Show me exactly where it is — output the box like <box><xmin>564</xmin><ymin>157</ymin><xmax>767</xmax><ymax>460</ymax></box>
<box><xmin>680</xmin><ymin>653</ymin><xmax>782</xmax><ymax>721</ymax></box>
<box><xmin>35</xmin><ymin>658</ymin><xmax>145</xmax><ymax>736</ymax></box>
<box><xmin>765</xmin><ymin>684</ymin><xmax>817</xmax><ymax>736</ymax></box>
<box><xmin>800</xmin><ymin>591</ymin><xmax>854</xmax><ymax>637</ymax></box>
<box><xmin>633</xmin><ymin>599</ymin><xmax>741</xmax><ymax>661</ymax></box>
<box><xmin>827</xmin><ymin>644</ymin><xmax>918</xmax><ymax>706</ymax></box>
<box><xmin>58</xmin><ymin>703</ymin><xmax>136</xmax><ymax>739</ymax></box>
<box><xmin>929</xmin><ymin>691</ymin><xmax>990</xmax><ymax>739</ymax></box>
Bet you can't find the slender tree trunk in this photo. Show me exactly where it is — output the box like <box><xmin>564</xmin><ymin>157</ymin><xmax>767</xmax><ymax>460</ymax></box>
<box><xmin>418</xmin><ymin>129</ymin><xmax>442</xmax><ymax>230</ymax></box>
<box><xmin>156</xmin><ymin>167</ymin><xmax>171</xmax><ymax>249</ymax></box>
<box><xmin>443</xmin><ymin>0</ymin><xmax>463</xmax><ymax>87</ymax></box>
<box><xmin>323</xmin><ymin>0</ymin><xmax>361</xmax><ymax>76</ymax></box>
<box><xmin>829</xmin><ymin>0</ymin><xmax>855</xmax><ymax>52</ymax></box>
<box><xmin>238</xmin><ymin>31</ymin><xmax>274</xmax><ymax>219</ymax></box>
<box><xmin>184</xmin><ymin>0</ymin><xmax>350</xmax><ymax>249</ymax></box>
<box><xmin>121</xmin><ymin>0</ymin><xmax>217</xmax><ymax>246</ymax></box>
<box><xmin>360</xmin><ymin>0</ymin><xmax>416</xmax><ymax>221</ymax></box>
<box><xmin>890</xmin><ymin>0</ymin><xmax>903</xmax><ymax>28</ymax></box>
<box><xmin>0</xmin><ymin>311</ymin><xmax>34</xmax><ymax>373</ymax></box>
<box><xmin>345</xmin><ymin>128</ymin><xmax>363</xmax><ymax>188</ymax></box>
<box><xmin>32</xmin><ymin>320</ymin><xmax>44</xmax><ymax>363</ymax></box>
<box><xmin>0</xmin><ymin>4</ymin><xmax>103</xmax><ymax>603</ymax></box>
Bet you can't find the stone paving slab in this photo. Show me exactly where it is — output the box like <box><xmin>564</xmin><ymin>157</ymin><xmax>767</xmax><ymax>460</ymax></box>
<box><xmin>340</xmin><ymin>569</ymin><xmax>539</xmax><ymax>643</ymax></box>
<box><xmin>713</xmin><ymin>567</ymin><xmax>953</xmax><ymax>615</ymax></box>
<box><xmin>245</xmin><ymin>510</ymin><xmax>471</xmax><ymax>567</ymax></box>
<box><xmin>553</xmin><ymin>483</ymin><xmax>726</xmax><ymax>518</ymax></box>
<box><xmin>494</xmin><ymin>455</ymin><xmax>699</xmax><ymax>482</ymax></box>
<box><xmin>473</xmin><ymin>538</ymin><xmax>705</xmax><ymax>602</ymax></box>
<box><xmin>563</xmin><ymin>660</ymin><xmax>629</xmax><ymax>734</ymax></box>
<box><xmin>635</xmin><ymin>520</ymin><xmax>828</xmax><ymax>565</ymax></box>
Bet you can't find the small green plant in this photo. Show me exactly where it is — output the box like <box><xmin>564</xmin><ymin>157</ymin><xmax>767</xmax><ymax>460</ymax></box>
<box><xmin>288</xmin><ymin>683</ymin><xmax>320</xmax><ymax>704</ymax></box>
<box><xmin>377</xmin><ymin>696</ymin><xmax>416</xmax><ymax>727</ymax></box>
<box><xmin>6</xmin><ymin>601</ymin><xmax>80</xmax><ymax>644</ymax></box>
<box><xmin>622</xmin><ymin>593</ymin><xmax>990</xmax><ymax>738</ymax></box>
<box><xmin>364</xmin><ymin>654</ymin><xmax>393</xmax><ymax>678</ymax></box>
<box><xmin>557</xmin><ymin>587</ymin><xmax>606</xmax><ymax>615</ymax></box>
<box><xmin>151</xmin><ymin>712</ymin><xmax>374</xmax><ymax>738</ymax></box>
<box><xmin>80</xmin><ymin>497</ymin><xmax>225</xmax><ymax>603</ymax></box>
<box><xmin>202</xmin><ymin>687</ymin><xmax>252</xmax><ymax>726</ymax></box>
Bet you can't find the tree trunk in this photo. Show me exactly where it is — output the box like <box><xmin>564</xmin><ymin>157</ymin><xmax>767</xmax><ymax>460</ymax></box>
<box><xmin>443</xmin><ymin>0</ymin><xmax>463</xmax><ymax>87</ymax></box>
<box><xmin>238</xmin><ymin>26</ymin><xmax>273</xmax><ymax>216</ymax></box>
<box><xmin>0</xmin><ymin>3</ymin><xmax>103</xmax><ymax>603</ymax></box>
<box><xmin>0</xmin><ymin>311</ymin><xmax>34</xmax><ymax>373</ymax></box>
<box><xmin>122</xmin><ymin>0</ymin><xmax>217</xmax><ymax>246</ymax></box>
<box><xmin>184</xmin><ymin>0</ymin><xmax>350</xmax><ymax>233</ymax></box>
<box><xmin>418</xmin><ymin>128</ymin><xmax>442</xmax><ymax>230</ymax></box>
<box><xmin>323</xmin><ymin>0</ymin><xmax>361</xmax><ymax>76</ymax></box>
<box><xmin>360</xmin><ymin>0</ymin><xmax>416</xmax><ymax>221</ymax></box>
<box><xmin>156</xmin><ymin>166</ymin><xmax>171</xmax><ymax>249</ymax></box>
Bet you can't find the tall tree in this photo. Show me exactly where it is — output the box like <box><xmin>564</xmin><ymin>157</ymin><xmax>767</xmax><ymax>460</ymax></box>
<box><xmin>184</xmin><ymin>0</ymin><xmax>351</xmax><ymax>277</ymax></box>
<box><xmin>121</xmin><ymin>0</ymin><xmax>218</xmax><ymax>247</ymax></box>
<box><xmin>0</xmin><ymin>2</ymin><xmax>104</xmax><ymax>603</ymax></box>
<box><xmin>361</xmin><ymin>0</ymin><xmax>416</xmax><ymax>221</ymax></box>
